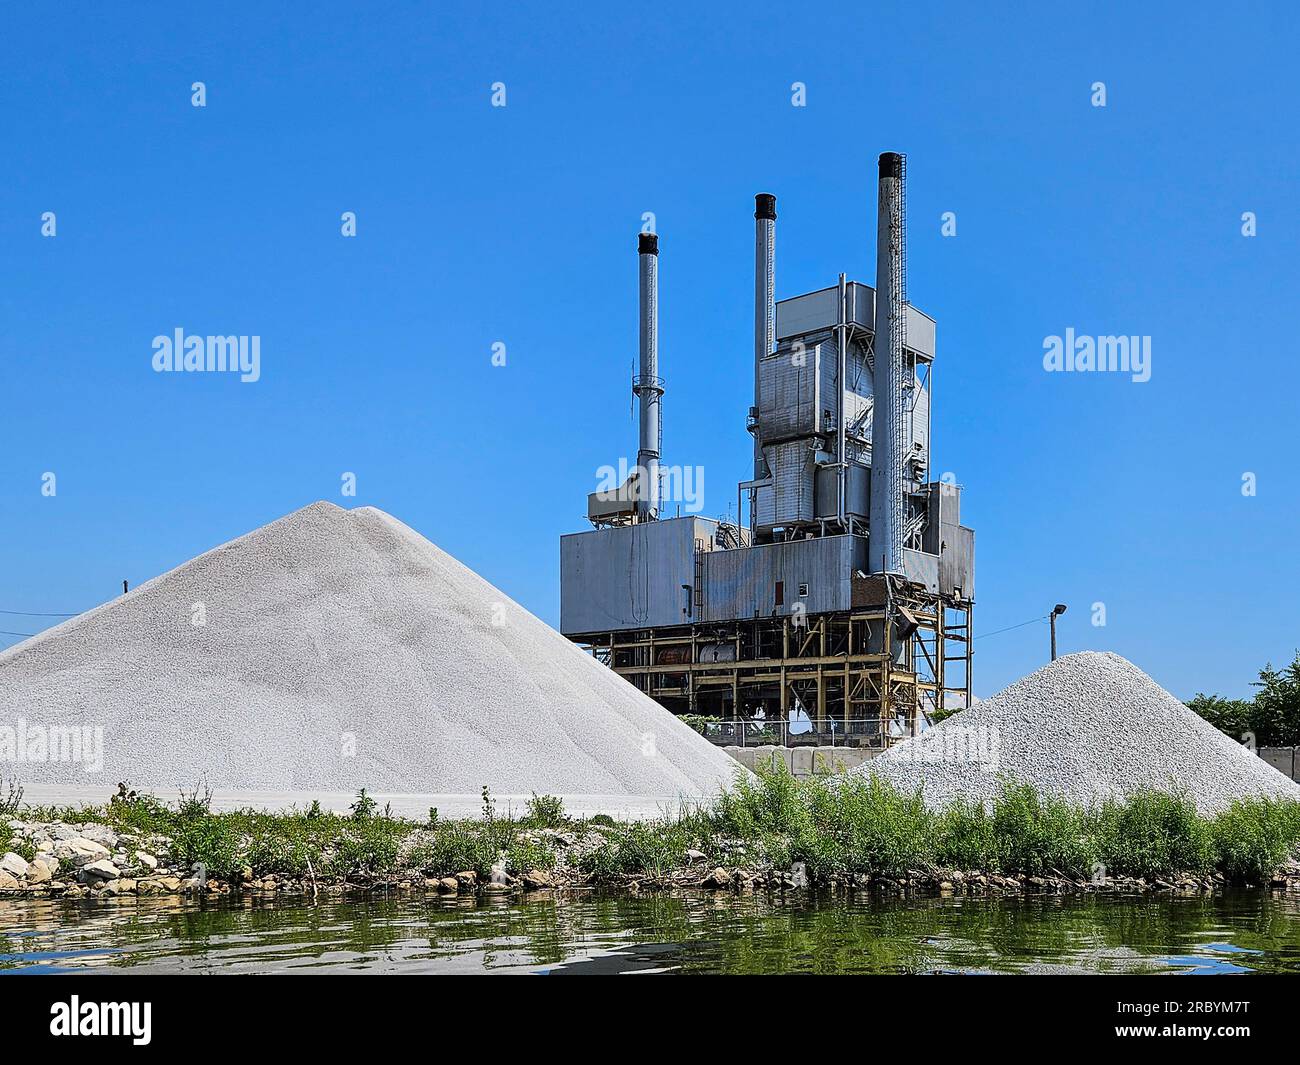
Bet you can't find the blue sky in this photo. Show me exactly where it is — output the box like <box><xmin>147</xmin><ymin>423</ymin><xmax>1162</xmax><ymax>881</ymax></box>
<box><xmin>1</xmin><ymin>2</ymin><xmax>1296</xmax><ymax>699</ymax></box>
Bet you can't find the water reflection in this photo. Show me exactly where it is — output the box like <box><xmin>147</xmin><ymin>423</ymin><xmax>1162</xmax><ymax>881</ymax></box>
<box><xmin>1</xmin><ymin>890</ymin><xmax>1298</xmax><ymax>975</ymax></box>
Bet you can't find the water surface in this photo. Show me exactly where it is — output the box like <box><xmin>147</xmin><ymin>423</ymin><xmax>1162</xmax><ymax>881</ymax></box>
<box><xmin>2</xmin><ymin>890</ymin><xmax>1298</xmax><ymax>974</ymax></box>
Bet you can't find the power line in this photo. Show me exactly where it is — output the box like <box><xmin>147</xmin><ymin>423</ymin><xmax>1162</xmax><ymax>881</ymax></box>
<box><xmin>0</xmin><ymin>606</ymin><xmax>82</xmax><ymax>640</ymax></box>
<box><xmin>974</xmin><ymin>614</ymin><xmax>1048</xmax><ymax>641</ymax></box>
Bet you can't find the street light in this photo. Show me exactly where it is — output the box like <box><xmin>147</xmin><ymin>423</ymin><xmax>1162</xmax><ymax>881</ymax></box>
<box><xmin>1050</xmin><ymin>604</ymin><xmax>1067</xmax><ymax>661</ymax></box>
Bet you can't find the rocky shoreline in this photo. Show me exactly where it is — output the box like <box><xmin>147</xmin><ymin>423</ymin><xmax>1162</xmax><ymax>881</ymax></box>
<box><xmin>3</xmin><ymin>816</ymin><xmax>1299</xmax><ymax>903</ymax></box>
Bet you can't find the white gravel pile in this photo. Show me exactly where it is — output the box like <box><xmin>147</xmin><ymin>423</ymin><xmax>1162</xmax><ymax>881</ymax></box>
<box><xmin>864</xmin><ymin>651</ymin><xmax>1300</xmax><ymax>814</ymax></box>
<box><xmin>0</xmin><ymin>502</ymin><xmax>740</xmax><ymax>801</ymax></box>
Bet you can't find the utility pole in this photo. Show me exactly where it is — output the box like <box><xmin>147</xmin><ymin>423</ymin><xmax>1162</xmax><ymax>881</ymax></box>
<box><xmin>1050</xmin><ymin>604</ymin><xmax>1067</xmax><ymax>661</ymax></box>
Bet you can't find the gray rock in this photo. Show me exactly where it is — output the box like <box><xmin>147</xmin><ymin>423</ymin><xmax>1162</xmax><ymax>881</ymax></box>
<box><xmin>81</xmin><ymin>859</ymin><xmax>121</xmax><ymax>881</ymax></box>
<box><xmin>77</xmin><ymin>824</ymin><xmax>119</xmax><ymax>848</ymax></box>
<box><xmin>53</xmin><ymin>837</ymin><xmax>111</xmax><ymax>864</ymax></box>
<box><xmin>0</xmin><ymin>852</ymin><xmax>30</xmax><ymax>878</ymax></box>
<box><xmin>26</xmin><ymin>859</ymin><xmax>54</xmax><ymax>885</ymax></box>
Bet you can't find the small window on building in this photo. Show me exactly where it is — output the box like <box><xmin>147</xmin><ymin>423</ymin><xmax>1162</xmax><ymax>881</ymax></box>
<box><xmin>774</xmin><ymin>581</ymin><xmax>784</xmax><ymax>607</ymax></box>
<box><xmin>798</xmin><ymin>583</ymin><xmax>809</xmax><ymax>597</ymax></box>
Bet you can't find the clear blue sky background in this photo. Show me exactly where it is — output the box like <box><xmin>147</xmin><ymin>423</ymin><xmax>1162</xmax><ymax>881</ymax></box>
<box><xmin>2</xmin><ymin>2</ymin><xmax>1296</xmax><ymax>700</ymax></box>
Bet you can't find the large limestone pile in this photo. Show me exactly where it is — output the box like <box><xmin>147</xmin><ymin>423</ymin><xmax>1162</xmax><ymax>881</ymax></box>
<box><xmin>0</xmin><ymin>502</ymin><xmax>739</xmax><ymax>800</ymax></box>
<box><xmin>864</xmin><ymin>651</ymin><xmax>1300</xmax><ymax>813</ymax></box>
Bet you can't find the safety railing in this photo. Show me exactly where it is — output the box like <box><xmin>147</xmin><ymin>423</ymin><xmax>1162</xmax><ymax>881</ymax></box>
<box><xmin>695</xmin><ymin>718</ymin><xmax>889</xmax><ymax>749</ymax></box>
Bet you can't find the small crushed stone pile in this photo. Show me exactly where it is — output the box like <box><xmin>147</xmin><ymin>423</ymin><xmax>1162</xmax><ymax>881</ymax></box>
<box><xmin>0</xmin><ymin>502</ymin><xmax>739</xmax><ymax>799</ymax></box>
<box><xmin>864</xmin><ymin>651</ymin><xmax>1300</xmax><ymax>814</ymax></box>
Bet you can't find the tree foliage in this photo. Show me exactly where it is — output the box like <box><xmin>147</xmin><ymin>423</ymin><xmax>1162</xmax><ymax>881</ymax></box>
<box><xmin>1189</xmin><ymin>652</ymin><xmax>1300</xmax><ymax>747</ymax></box>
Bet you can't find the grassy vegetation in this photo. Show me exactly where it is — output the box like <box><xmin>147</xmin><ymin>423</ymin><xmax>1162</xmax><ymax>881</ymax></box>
<box><xmin>1211</xmin><ymin>797</ymin><xmax>1300</xmax><ymax>882</ymax></box>
<box><xmin>707</xmin><ymin>769</ymin><xmax>1300</xmax><ymax>889</ymax></box>
<box><xmin>13</xmin><ymin>784</ymin><xmax>565</xmax><ymax>884</ymax></box>
<box><xmin>588</xmin><ymin>769</ymin><xmax>1300</xmax><ymax>886</ymax></box>
<box><xmin>6</xmin><ymin>771</ymin><xmax>1299</xmax><ymax>889</ymax></box>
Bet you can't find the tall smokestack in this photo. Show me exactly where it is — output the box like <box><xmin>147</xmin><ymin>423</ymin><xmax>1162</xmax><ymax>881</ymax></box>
<box><xmin>634</xmin><ymin>232</ymin><xmax>662</xmax><ymax>520</ymax></box>
<box><xmin>869</xmin><ymin>153</ymin><xmax>906</xmax><ymax>573</ymax></box>
<box><xmin>753</xmin><ymin>194</ymin><xmax>776</xmax><ymax>480</ymax></box>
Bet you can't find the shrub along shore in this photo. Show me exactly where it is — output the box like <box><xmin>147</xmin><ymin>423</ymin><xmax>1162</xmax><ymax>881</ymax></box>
<box><xmin>2</xmin><ymin>772</ymin><xmax>1300</xmax><ymax>902</ymax></box>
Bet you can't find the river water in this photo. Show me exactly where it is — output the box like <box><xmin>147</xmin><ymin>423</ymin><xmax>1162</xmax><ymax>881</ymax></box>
<box><xmin>3</xmin><ymin>890</ymin><xmax>1299</xmax><ymax>975</ymax></box>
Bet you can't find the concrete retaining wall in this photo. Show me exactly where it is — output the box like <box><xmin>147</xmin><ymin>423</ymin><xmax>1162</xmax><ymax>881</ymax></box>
<box><xmin>724</xmin><ymin>745</ymin><xmax>879</xmax><ymax>777</ymax></box>
<box><xmin>1260</xmin><ymin>747</ymin><xmax>1298</xmax><ymax>781</ymax></box>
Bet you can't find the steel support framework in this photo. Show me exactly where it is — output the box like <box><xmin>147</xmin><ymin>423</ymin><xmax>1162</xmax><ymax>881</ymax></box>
<box><xmin>573</xmin><ymin>592</ymin><xmax>973</xmax><ymax>749</ymax></box>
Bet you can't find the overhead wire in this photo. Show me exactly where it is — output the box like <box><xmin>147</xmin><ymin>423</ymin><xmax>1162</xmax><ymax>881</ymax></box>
<box><xmin>974</xmin><ymin>614</ymin><xmax>1049</xmax><ymax>641</ymax></box>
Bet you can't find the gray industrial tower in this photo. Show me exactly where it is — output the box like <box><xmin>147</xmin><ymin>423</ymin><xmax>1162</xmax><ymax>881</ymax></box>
<box><xmin>560</xmin><ymin>154</ymin><xmax>975</xmax><ymax>747</ymax></box>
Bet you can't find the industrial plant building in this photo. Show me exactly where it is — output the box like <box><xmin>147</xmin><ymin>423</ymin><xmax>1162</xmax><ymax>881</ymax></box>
<box><xmin>560</xmin><ymin>154</ymin><xmax>974</xmax><ymax>748</ymax></box>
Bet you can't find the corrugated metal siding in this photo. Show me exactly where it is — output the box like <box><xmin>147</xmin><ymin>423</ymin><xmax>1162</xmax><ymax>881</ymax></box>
<box><xmin>922</xmin><ymin>482</ymin><xmax>961</xmax><ymax>554</ymax></box>
<box><xmin>903</xmin><ymin>549</ymin><xmax>939</xmax><ymax>594</ymax></box>
<box><xmin>843</xmin><ymin>337</ymin><xmax>872</xmax><ymax>437</ymax></box>
<box><xmin>701</xmin><ymin>535</ymin><xmax>868</xmax><ymax>621</ymax></box>
<box><xmin>759</xmin><ymin>332</ymin><xmax>873</xmax><ymax>447</ymax></box>
<box><xmin>559</xmin><ymin>516</ymin><xmax>716</xmax><ymax>634</ymax></box>
<box><xmin>775</xmin><ymin>283</ymin><xmax>875</xmax><ymax>340</ymax></box>
<box><xmin>776</xmin><ymin>284</ymin><xmax>933</xmax><ymax>358</ymax></box>
<box><xmin>756</xmin><ymin>328</ymin><xmax>874</xmax><ymax>533</ymax></box>
<box><xmin>908</xmin><ymin>371</ymin><xmax>929</xmax><ymax>473</ymax></box>
<box><xmin>758</xmin><ymin>336</ymin><xmax>835</xmax><ymax>442</ymax></box>
<box><xmin>815</xmin><ymin>464</ymin><xmax>870</xmax><ymax>520</ymax></box>
<box><xmin>939</xmin><ymin>525</ymin><xmax>975</xmax><ymax>601</ymax></box>
<box><xmin>905</xmin><ymin>307</ymin><xmax>936</xmax><ymax>357</ymax></box>
<box><xmin>768</xmin><ymin>441</ymin><xmax>815</xmax><ymax>525</ymax></box>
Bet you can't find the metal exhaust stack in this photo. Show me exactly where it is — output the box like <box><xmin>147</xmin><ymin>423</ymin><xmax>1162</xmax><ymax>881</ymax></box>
<box><xmin>634</xmin><ymin>232</ymin><xmax>662</xmax><ymax>520</ymax></box>
<box><xmin>869</xmin><ymin>152</ymin><xmax>906</xmax><ymax>573</ymax></box>
<box><xmin>753</xmin><ymin>193</ymin><xmax>776</xmax><ymax>480</ymax></box>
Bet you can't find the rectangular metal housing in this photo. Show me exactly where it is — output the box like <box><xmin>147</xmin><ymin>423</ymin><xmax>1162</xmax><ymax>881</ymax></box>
<box><xmin>815</xmin><ymin>463</ymin><xmax>870</xmax><ymax>520</ymax></box>
<box><xmin>560</xmin><ymin>516</ymin><xmax>717</xmax><ymax>634</ymax></box>
<box><xmin>775</xmin><ymin>282</ymin><xmax>936</xmax><ymax>361</ymax></box>
<box><xmin>756</xmin><ymin>441</ymin><xmax>816</xmax><ymax>527</ymax></box>
<box><xmin>940</xmin><ymin>525</ymin><xmax>975</xmax><ymax>601</ymax></box>
<box><xmin>700</xmin><ymin>534</ymin><xmax>868</xmax><ymax>621</ymax></box>
<box><xmin>776</xmin><ymin>283</ymin><xmax>875</xmax><ymax>340</ymax></box>
<box><xmin>758</xmin><ymin>339</ymin><xmax>836</xmax><ymax>442</ymax></box>
<box><xmin>902</xmin><ymin>548</ymin><xmax>940</xmax><ymax>595</ymax></box>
